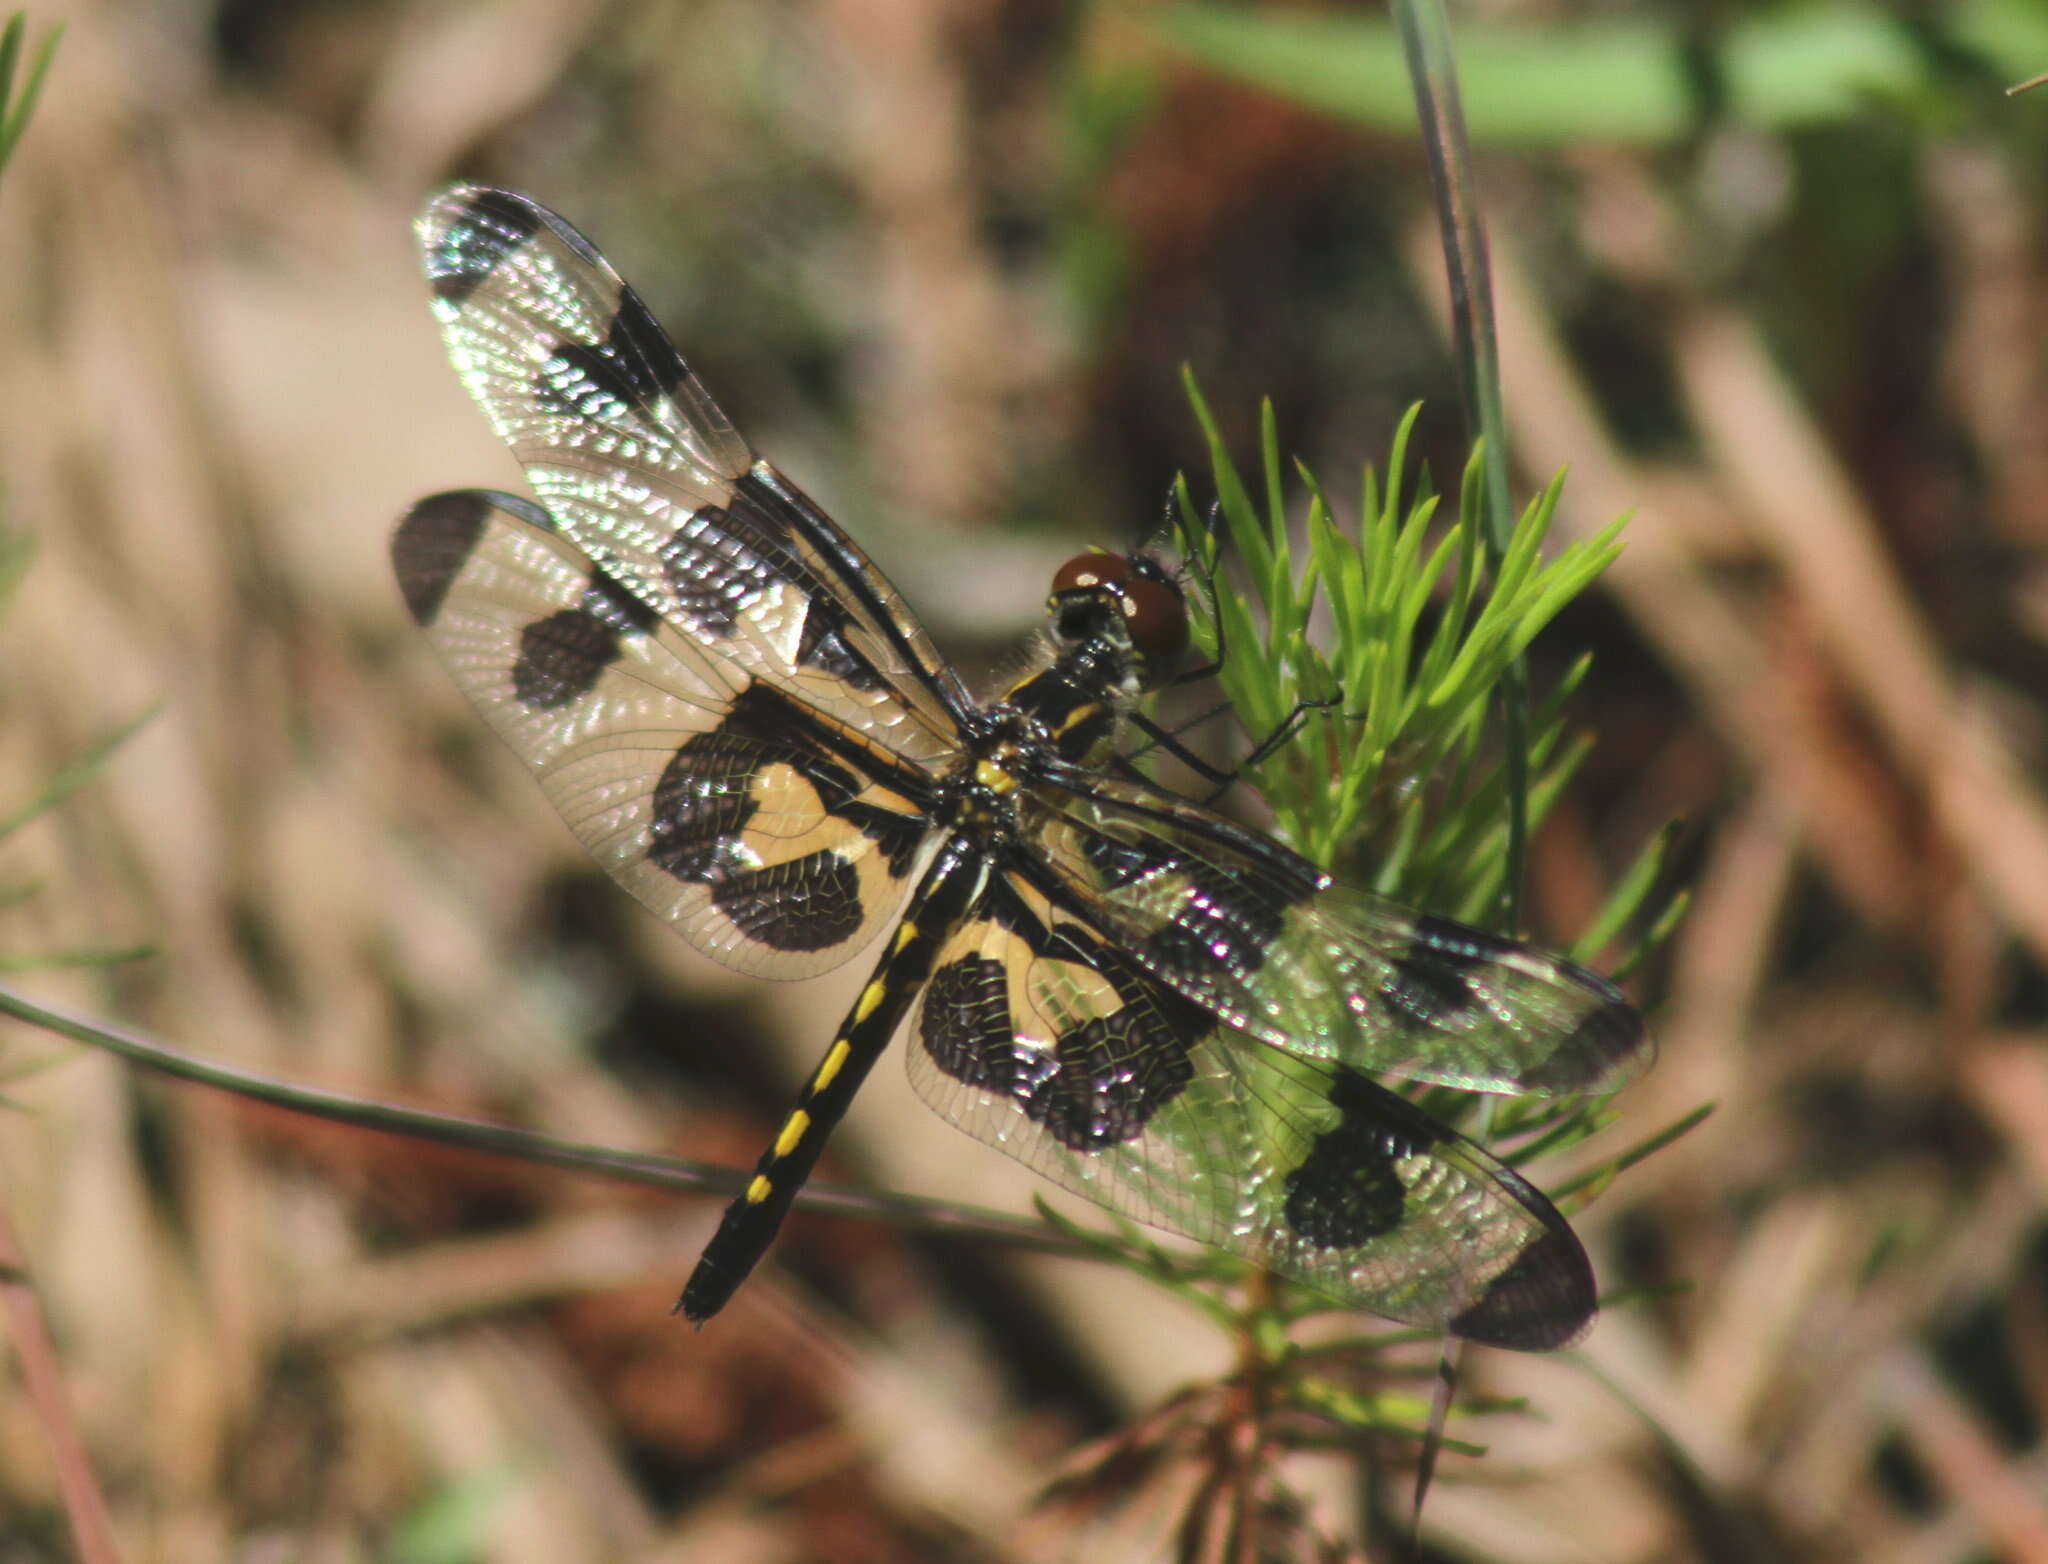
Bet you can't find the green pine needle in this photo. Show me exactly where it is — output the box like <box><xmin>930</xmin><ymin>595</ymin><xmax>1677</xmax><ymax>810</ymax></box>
<box><xmin>0</xmin><ymin>13</ymin><xmax>60</xmax><ymax>181</ymax></box>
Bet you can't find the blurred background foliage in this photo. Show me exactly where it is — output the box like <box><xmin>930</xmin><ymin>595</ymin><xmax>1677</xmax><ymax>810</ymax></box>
<box><xmin>6</xmin><ymin>0</ymin><xmax>2048</xmax><ymax>1559</ymax></box>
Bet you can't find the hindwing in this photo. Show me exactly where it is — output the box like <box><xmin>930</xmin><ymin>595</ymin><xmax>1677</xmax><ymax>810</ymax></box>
<box><xmin>393</xmin><ymin>490</ymin><xmax>932</xmax><ymax>977</ymax></box>
<box><xmin>902</xmin><ymin>869</ymin><xmax>1596</xmax><ymax>1349</ymax></box>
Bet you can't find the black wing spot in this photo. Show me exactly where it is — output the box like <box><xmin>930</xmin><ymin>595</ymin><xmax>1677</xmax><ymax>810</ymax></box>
<box><xmin>851</xmin><ymin>800</ymin><xmax>923</xmax><ymax>875</ymax></box>
<box><xmin>649</xmin><ymin>721</ymin><xmax>886</xmax><ymax>953</ymax></box>
<box><xmin>673</xmin><ymin>475</ymin><xmax>882</xmax><ymax>690</ymax></box>
<box><xmin>391</xmin><ymin>492</ymin><xmax>490</xmax><ymax>626</ymax></box>
<box><xmin>605</xmin><ymin>286</ymin><xmax>687</xmax><ymax>401</ymax></box>
<box><xmin>651</xmin><ymin>732</ymin><xmax>865</xmax><ymax>951</ymax></box>
<box><xmin>429</xmin><ymin>189</ymin><xmax>541</xmax><ymax>309</ymax></box>
<box><xmin>1446</xmin><ymin>1223</ymin><xmax>1594</xmax><ymax>1351</ymax></box>
<box><xmin>661</xmin><ymin>506</ymin><xmax>786</xmax><ymax>640</ymax></box>
<box><xmin>1281</xmin><ymin>1070</ymin><xmax>1443</xmax><ymax>1248</ymax></box>
<box><xmin>1077</xmin><ymin>832</ymin><xmax>1159</xmax><ymax>893</ymax></box>
<box><xmin>921</xmin><ymin>955</ymin><xmax>1026</xmax><ymax>1085</ymax></box>
<box><xmin>581</xmin><ymin>566</ymin><xmax>661</xmax><ymax>635</ymax></box>
<box><xmin>535</xmin><ymin>341</ymin><xmax>642</xmax><ymax>424</ymax></box>
<box><xmin>1082</xmin><ymin>832</ymin><xmax>1289</xmax><ymax>982</ymax></box>
<box><xmin>1037</xmin><ymin>978</ymin><xmax>1198</xmax><ymax>1150</ymax></box>
<box><xmin>727</xmin><ymin>470</ymin><xmax>808</xmax><ymax>555</ymax></box>
<box><xmin>710</xmin><ymin>852</ymin><xmax>865</xmax><ymax>952</ymax></box>
<box><xmin>720</xmin><ymin>470</ymin><xmax>885</xmax><ymax>691</ymax></box>
<box><xmin>533</xmin><ymin>285</ymin><xmax>685</xmax><ymax>423</ymax></box>
<box><xmin>512</xmin><ymin>606</ymin><xmax>621</xmax><ymax>709</ymax></box>
<box><xmin>797</xmin><ymin>596</ymin><xmax>889</xmax><ymax>692</ymax></box>
<box><xmin>1564</xmin><ymin>990</ymin><xmax>1646</xmax><ymax>1072</ymax></box>
<box><xmin>1386</xmin><ymin>917</ymin><xmax>1648</xmax><ymax>1091</ymax></box>
<box><xmin>921</xmin><ymin>940</ymin><xmax>1198</xmax><ymax>1152</ymax></box>
<box><xmin>657</xmin><ymin>687</ymin><xmax>929</xmax><ymax>878</ymax></box>
<box><xmin>1523</xmin><ymin>990</ymin><xmax>1646</xmax><ymax>1097</ymax></box>
<box><xmin>1380</xmin><ymin>912</ymin><xmax>1510</xmax><ymax>1027</ymax></box>
<box><xmin>649</xmin><ymin>731</ymin><xmax>763</xmax><ymax>881</ymax></box>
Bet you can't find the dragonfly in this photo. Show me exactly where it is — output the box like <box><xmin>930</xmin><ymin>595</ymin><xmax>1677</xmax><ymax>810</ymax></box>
<box><xmin>393</xmin><ymin>186</ymin><xmax>1647</xmax><ymax>1350</ymax></box>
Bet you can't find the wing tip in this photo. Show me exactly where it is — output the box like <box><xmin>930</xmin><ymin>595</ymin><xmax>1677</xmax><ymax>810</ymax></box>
<box><xmin>391</xmin><ymin>490</ymin><xmax>495</xmax><ymax>625</ymax></box>
<box><xmin>419</xmin><ymin>185</ymin><xmax>548</xmax><ymax>309</ymax></box>
<box><xmin>391</xmin><ymin>489</ymin><xmax>559</xmax><ymax>626</ymax></box>
<box><xmin>1448</xmin><ymin>1224</ymin><xmax>1598</xmax><ymax>1351</ymax></box>
<box><xmin>1518</xmin><ymin>987</ymin><xmax>1652</xmax><ymax>1095</ymax></box>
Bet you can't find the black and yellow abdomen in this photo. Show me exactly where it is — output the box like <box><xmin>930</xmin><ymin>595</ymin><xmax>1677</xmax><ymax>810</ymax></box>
<box><xmin>677</xmin><ymin>834</ymin><xmax>985</xmax><ymax>1321</ymax></box>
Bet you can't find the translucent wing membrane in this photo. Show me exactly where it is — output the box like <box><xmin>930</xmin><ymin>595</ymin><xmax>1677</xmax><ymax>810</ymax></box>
<box><xmin>418</xmin><ymin>186</ymin><xmax>972</xmax><ymax>763</ymax></box>
<box><xmin>1031</xmin><ymin>774</ymin><xmax>1648</xmax><ymax>1095</ymax></box>
<box><xmin>902</xmin><ymin>869</ymin><xmax>1595</xmax><ymax>1349</ymax></box>
<box><xmin>393</xmin><ymin>490</ymin><xmax>932</xmax><ymax>978</ymax></box>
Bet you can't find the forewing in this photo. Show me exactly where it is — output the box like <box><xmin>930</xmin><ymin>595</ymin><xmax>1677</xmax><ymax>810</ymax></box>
<box><xmin>393</xmin><ymin>490</ymin><xmax>932</xmax><ymax>978</ymax></box>
<box><xmin>902</xmin><ymin>869</ymin><xmax>1595</xmax><ymax>1349</ymax></box>
<box><xmin>418</xmin><ymin>185</ymin><xmax>971</xmax><ymax>760</ymax></box>
<box><xmin>1031</xmin><ymin>775</ymin><xmax>1647</xmax><ymax>1095</ymax></box>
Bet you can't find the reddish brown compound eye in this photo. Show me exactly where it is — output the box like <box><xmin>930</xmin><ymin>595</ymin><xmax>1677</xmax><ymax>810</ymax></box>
<box><xmin>1050</xmin><ymin>550</ymin><xmax>1189</xmax><ymax>665</ymax></box>
<box><xmin>1050</xmin><ymin>550</ymin><xmax>1121</xmax><ymax>597</ymax></box>
<box><xmin>1120</xmin><ymin>569</ymin><xmax>1189</xmax><ymax>664</ymax></box>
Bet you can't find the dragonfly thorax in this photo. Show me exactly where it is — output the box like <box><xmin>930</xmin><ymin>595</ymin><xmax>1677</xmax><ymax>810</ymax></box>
<box><xmin>930</xmin><ymin>726</ymin><xmax>1035</xmax><ymax>840</ymax></box>
<box><xmin>996</xmin><ymin>650</ymin><xmax>1130</xmax><ymax>771</ymax></box>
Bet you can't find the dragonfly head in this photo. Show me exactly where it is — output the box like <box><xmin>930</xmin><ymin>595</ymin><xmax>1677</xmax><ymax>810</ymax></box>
<box><xmin>1047</xmin><ymin>549</ymin><xmax>1190</xmax><ymax>691</ymax></box>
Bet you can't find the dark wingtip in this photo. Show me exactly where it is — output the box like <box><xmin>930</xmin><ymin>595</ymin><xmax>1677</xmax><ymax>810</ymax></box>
<box><xmin>391</xmin><ymin>490</ymin><xmax>493</xmax><ymax>626</ymax></box>
<box><xmin>1518</xmin><ymin>981</ymin><xmax>1651</xmax><ymax>1096</ymax></box>
<box><xmin>1448</xmin><ymin>1225</ymin><xmax>1596</xmax><ymax>1351</ymax></box>
<box><xmin>424</xmin><ymin>187</ymin><xmax>544</xmax><ymax>308</ymax></box>
<box><xmin>1571</xmin><ymin>995</ymin><xmax>1651</xmax><ymax>1080</ymax></box>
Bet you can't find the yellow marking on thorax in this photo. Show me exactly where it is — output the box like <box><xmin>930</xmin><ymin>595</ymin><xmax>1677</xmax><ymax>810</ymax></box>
<box><xmin>811</xmin><ymin>1038</ymin><xmax>852</xmax><ymax>1092</ymax></box>
<box><xmin>1056</xmin><ymin>703</ymin><xmax>1102</xmax><ymax>737</ymax></box>
<box><xmin>745</xmin><ymin>1174</ymin><xmax>773</xmax><ymax>1204</ymax></box>
<box><xmin>774</xmin><ymin>1110</ymin><xmax>811</xmax><ymax>1158</ymax></box>
<box><xmin>974</xmin><ymin>758</ymin><xmax>1021</xmax><ymax>795</ymax></box>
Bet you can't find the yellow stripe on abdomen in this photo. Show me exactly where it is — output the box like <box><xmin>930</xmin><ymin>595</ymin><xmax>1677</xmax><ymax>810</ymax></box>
<box><xmin>773</xmin><ymin>1109</ymin><xmax>811</xmax><ymax>1158</ymax></box>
